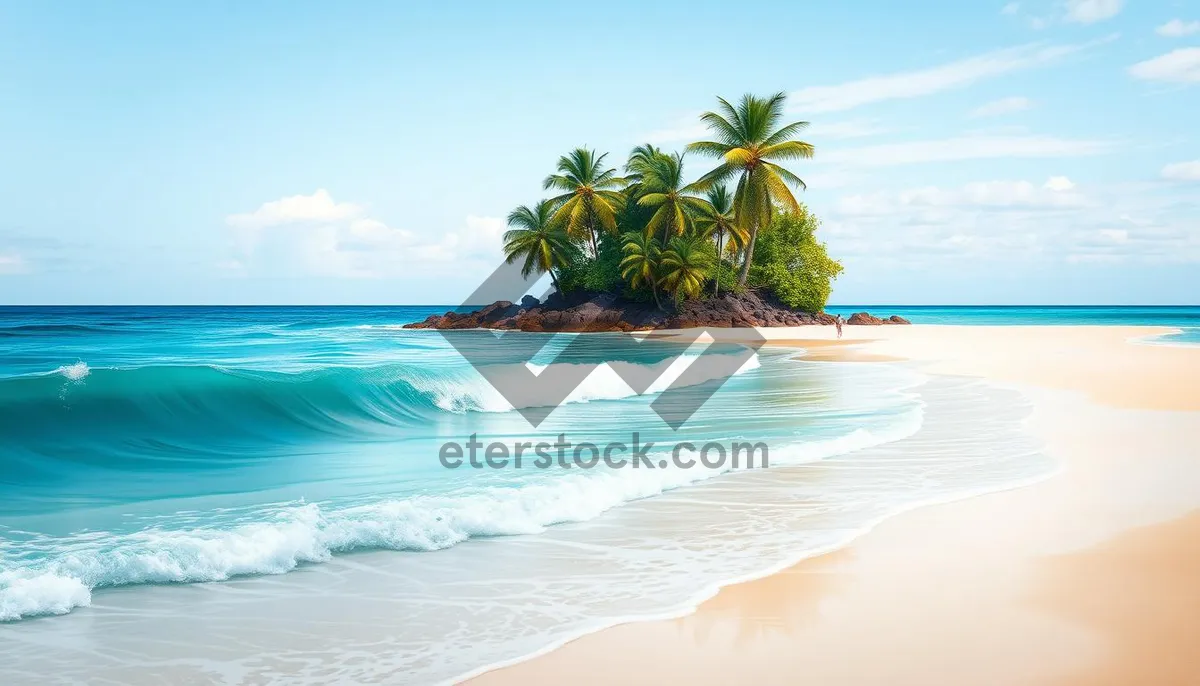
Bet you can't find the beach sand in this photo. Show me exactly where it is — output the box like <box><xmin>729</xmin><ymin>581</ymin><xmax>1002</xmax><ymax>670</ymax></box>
<box><xmin>471</xmin><ymin>325</ymin><xmax>1200</xmax><ymax>686</ymax></box>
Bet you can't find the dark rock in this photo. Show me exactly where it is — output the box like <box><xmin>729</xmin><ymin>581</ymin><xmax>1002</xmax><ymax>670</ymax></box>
<box><xmin>402</xmin><ymin>290</ymin><xmax>894</xmax><ymax>332</ymax></box>
<box><xmin>847</xmin><ymin>312</ymin><xmax>885</xmax><ymax>325</ymax></box>
<box><xmin>885</xmin><ymin>315</ymin><xmax>912</xmax><ymax>325</ymax></box>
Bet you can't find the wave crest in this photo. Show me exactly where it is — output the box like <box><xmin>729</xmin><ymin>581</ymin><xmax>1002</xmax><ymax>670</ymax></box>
<box><xmin>0</xmin><ymin>403</ymin><xmax>920</xmax><ymax>622</ymax></box>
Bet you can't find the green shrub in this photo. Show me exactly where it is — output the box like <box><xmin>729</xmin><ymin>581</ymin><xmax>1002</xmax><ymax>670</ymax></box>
<box><xmin>748</xmin><ymin>206</ymin><xmax>842</xmax><ymax>312</ymax></box>
<box><xmin>558</xmin><ymin>233</ymin><xmax>624</xmax><ymax>293</ymax></box>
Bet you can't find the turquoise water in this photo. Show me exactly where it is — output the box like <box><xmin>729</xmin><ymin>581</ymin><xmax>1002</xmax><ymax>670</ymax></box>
<box><xmin>0</xmin><ymin>306</ymin><xmax>919</xmax><ymax>621</ymax></box>
<box><xmin>0</xmin><ymin>305</ymin><xmax>1182</xmax><ymax>681</ymax></box>
<box><xmin>827</xmin><ymin>305</ymin><xmax>1200</xmax><ymax>344</ymax></box>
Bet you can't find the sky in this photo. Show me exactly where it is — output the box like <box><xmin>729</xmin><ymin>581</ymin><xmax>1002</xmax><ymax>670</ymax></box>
<box><xmin>1</xmin><ymin>0</ymin><xmax>1198</xmax><ymax>305</ymax></box>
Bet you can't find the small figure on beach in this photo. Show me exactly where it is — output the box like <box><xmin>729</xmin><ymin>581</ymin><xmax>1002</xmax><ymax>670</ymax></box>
<box><xmin>835</xmin><ymin>314</ymin><xmax>844</xmax><ymax>338</ymax></box>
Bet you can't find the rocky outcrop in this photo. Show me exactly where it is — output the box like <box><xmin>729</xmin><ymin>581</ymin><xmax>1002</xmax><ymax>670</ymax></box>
<box><xmin>405</xmin><ymin>290</ymin><xmax>870</xmax><ymax>332</ymax></box>
<box><xmin>846</xmin><ymin>312</ymin><xmax>884</xmax><ymax>325</ymax></box>
<box><xmin>845</xmin><ymin>312</ymin><xmax>912</xmax><ymax>326</ymax></box>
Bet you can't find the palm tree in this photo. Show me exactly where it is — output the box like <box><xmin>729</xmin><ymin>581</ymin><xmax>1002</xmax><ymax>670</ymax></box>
<box><xmin>502</xmin><ymin>200</ymin><xmax>580</xmax><ymax>292</ymax></box>
<box><xmin>619</xmin><ymin>232</ymin><xmax>663</xmax><ymax>310</ymax></box>
<box><xmin>624</xmin><ymin>143</ymin><xmax>662</xmax><ymax>184</ymax></box>
<box><xmin>659</xmin><ymin>234</ymin><xmax>714</xmax><ymax>306</ymax></box>
<box><xmin>635</xmin><ymin>151</ymin><xmax>709</xmax><ymax>248</ymax></box>
<box><xmin>543</xmin><ymin>148</ymin><xmax>626</xmax><ymax>256</ymax></box>
<box><xmin>687</xmin><ymin>92</ymin><xmax>814</xmax><ymax>286</ymax></box>
<box><xmin>692</xmin><ymin>185</ymin><xmax>747</xmax><ymax>296</ymax></box>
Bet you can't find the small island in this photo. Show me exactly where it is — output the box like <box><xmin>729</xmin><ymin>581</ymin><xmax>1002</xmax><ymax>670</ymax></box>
<box><xmin>407</xmin><ymin>92</ymin><xmax>909</xmax><ymax>333</ymax></box>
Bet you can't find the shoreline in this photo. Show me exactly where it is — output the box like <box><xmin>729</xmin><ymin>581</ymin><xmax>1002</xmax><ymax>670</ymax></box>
<box><xmin>469</xmin><ymin>324</ymin><xmax>1200</xmax><ymax>685</ymax></box>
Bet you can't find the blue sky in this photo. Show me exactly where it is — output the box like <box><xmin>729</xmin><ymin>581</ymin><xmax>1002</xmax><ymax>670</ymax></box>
<box><xmin>1</xmin><ymin>0</ymin><xmax>1198</xmax><ymax>305</ymax></box>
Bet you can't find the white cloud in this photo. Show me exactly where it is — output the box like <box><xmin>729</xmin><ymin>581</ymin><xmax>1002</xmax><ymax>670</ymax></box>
<box><xmin>837</xmin><ymin>178</ymin><xmax>1088</xmax><ymax>216</ymax></box>
<box><xmin>223</xmin><ymin>190</ymin><xmax>505</xmax><ymax>278</ymax></box>
<box><xmin>1162</xmin><ymin>160</ymin><xmax>1200</xmax><ymax>181</ymax></box>
<box><xmin>823</xmin><ymin>134</ymin><xmax>1112</xmax><ymax>167</ymax></box>
<box><xmin>1044</xmin><ymin>175</ymin><xmax>1075</xmax><ymax>191</ymax></box>
<box><xmin>1002</xmin><ymin>3</ymin><xmax>1020</xmax><ymax>15</ymax></box>
<box><xmin>807</xmin><ymin>119</ymin><xmax>891</xmax><ymax>139</ymax></box>
<box><xmin>1157</xmin><ymin>19</ymin><xmax>1200</xmax><ymax>37</ymax></box>
<box><xmin>788</xmin><ymin>40</ymin><xmax>1100</xmax><ymax>113</ymax></box>
<box><xmin>1064</xmin><ymin>0</ymin><xmax>1123</xmax><ymax>24</ymax></box>
<box><xmin>824</xmin><ymin>179</ymin><xmax>1199</xmax><ymax>266</ymax></box>
<box><xmin>226</xmin><ymin>189</ymin><xmax>361</xmax><ymax>230</ymax></box>
<box><xmin>1128</xmin><ymin>48</ymin><xmax>1200</xmax><ymax>83</ymax></box>
<box><xmin>970</xmin><ymin>96</ymin><xmax>1033</xmax><ymax>118</ymax></box>
<box><xmin>0</xmin><ymin>253</ymin><xmax>27</xmax><ymax>275</ymax></box>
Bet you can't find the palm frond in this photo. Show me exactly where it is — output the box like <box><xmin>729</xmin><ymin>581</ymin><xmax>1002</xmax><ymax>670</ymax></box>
<box><xmin>762</xmin><ymin>166</ymin><xmax>800</xmax><ymax>212</ymax></box>
<box><xmin>760</xmin><ymin>120</ymin><xmax>810</xmax><ymax>148</ymax></box>
<box><xmin>764</xmin><ymin>162</ymin><xmax>808</xmax><ymax>191</ymax></box>
<box><xmin>685</xmin><ymin>140</ymin><xmax>733</xmax><ymax>158</ymax></box>
<box><xmin>760</xmin><ymin>140</ymin><xmax>815</xmax><ymax>161</ymax></box>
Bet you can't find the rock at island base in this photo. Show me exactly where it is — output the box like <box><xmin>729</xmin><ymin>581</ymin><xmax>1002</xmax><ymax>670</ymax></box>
<box><xmin>403</xmin><ymin>290</ymin><xmax>905</xmax><ymax>332</ymax></box>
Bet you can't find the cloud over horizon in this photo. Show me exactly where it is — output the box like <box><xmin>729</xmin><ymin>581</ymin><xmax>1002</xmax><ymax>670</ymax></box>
<box><xmin>821</xmin><ymin>134</ymin><xmax>1113</xmax><ymax>167</ymax></box>
<box><xmin>224</xmin><ymin>190</ymin><xmax>504</xmax><ymax>279</ymax></box>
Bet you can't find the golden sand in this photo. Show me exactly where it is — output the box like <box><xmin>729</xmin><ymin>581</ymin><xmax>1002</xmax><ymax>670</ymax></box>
<box><xmin>470</xmin><ymin>325</ymin><xmax>1200</xmax><ymax>686</ymax></box>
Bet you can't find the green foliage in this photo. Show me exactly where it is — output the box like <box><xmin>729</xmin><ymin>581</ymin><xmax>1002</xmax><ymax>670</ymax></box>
<box><xmin>712</xmin><ymin>257</ymin><xmax>742</xmax><ymax>296</ymax></box>
<box><xmin>543</xmin><ymin>148</ymin><xmax>627</xmax><ymax>255</ymax></box>
<box><xmin>559</xmin><ymin>232</ymin><xmax>623</xmax><ymax>293</ymax></box>
<box><xmin>502</xmin><ymin>200</ymin><xmax>582</xmax><ymax>288</ymax></box>
<box><xmin>659</xmin><ymin>234</ymin><xmax>714</xmax><ymax>305</ymax></box>
<box><xmin>618</xmin><ymin>232</ymin><xmax>659</xmax><ymax>290</ymax></box>
<box><xmin>748</xmin><ymin>206</ymin><xmax>843</xmax><ymax>313</ymax></box>
<box><xmin>693</xmin><ymin>185</ymin><xmax>747</xmax><ymax>296</ymax></box>
<box><xmin>628</xmin><ymin>151</ymin><xmax>708</xmax><ymax>247</ymax></box>
<box><xmin>686</xmin><ymin>92</ymin><xmax>814</xmax><ymax>286</ymax></box>
<box><xmin>518</xmin><ymin>95</ymin><xmax>837</xmax><ymax>310</ymax></box>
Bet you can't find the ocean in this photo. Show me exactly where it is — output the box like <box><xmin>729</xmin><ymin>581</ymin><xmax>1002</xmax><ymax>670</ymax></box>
<box><xmin>0</xmin><ymin>305</ymin><xmax>1192</xmax><ymax>683</ymax></box>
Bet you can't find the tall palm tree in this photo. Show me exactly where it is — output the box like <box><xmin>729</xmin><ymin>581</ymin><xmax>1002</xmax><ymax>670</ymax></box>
<box><xmin>636</xmin><ymin>151</ymin><xmax>709</xmax><ymax>248</ymax></box>
<box><xmin>502</xmin><ymin>199</ymin><xmax>580</xmax><ymax>292</ymax></box>
<box><xmin>543</xmin><ymin>148</ymin><xmax>626</xmax><ymax>256</ymax></box>
<box><xmin>624</xmin><ymin>143</ymin><xmax>662</xmax><ymax>184</ymax></box>
<box><xmin>692</xmin><ymin>185</ymin><xmax>747</xmax><ymax>296</ymax></box>
<box><xmin>687</xmin><ymin>92</ymin><xmax>814</xmax><ymax>286</ymax></box>
<box><xmin>619</xmin><ymin>232</ymin><xmax>663</xmax><ymax>310</ymax></box>
<box><xmin>659</xmin><ymin>234</ymin><xmax>714</xmax><ymax>306</ymax></box>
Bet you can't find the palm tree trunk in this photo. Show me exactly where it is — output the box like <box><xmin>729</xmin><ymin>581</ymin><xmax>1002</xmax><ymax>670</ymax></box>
<box><xmin>651</xmin><ymin>283</ymin><xmax>663</xmax><ymax>311</ymax></box>
<box><xmin>549</xmin><ymin>269</ymin><xmax>561</xmax><ymax>294</ymax></box>
<box><xmin>737</xmin><ymin>226</ymin><xmax>758</xmax><ymax>287</ymax></box>
<box><xmin>714</xmin><ymin>229</ymin><xmax>724</xmax><ymax>297</ymax></box>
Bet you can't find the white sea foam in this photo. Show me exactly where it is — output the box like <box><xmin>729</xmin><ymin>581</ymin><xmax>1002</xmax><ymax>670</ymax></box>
<box><xmin>0</xmin><ymin>573</ymin><xmax>91</xmax><ymax>622</ymax></box>
<box><xmin>54</xmin><ymin>361</ymin><xmax>90</xmax><ymax>381</ymax></box>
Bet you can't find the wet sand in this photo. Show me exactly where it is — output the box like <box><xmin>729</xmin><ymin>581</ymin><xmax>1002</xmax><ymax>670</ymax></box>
<box><xmin>472</xmin><ymin>325</ymin><xmax>1200</xmax><ymax>686</ymax></box>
